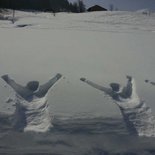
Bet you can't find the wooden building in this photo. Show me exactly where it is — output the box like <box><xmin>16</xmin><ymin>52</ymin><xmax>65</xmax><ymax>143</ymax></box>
<box><xmin>87</xmin><ymin>5</ymin><xmax>107</xmax><ymax>12</ymax></box>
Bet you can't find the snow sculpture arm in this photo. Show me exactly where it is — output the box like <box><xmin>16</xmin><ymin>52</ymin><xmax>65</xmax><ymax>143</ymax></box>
<box><xmin>120</xmin><ymin>75</ymin><xmax>133</xmax><ymax>99</ymax></box>
<box><xmin>150</xmin><ymin>82</ymin><xmax>155</xmax><ymax>86</ymax></box>
<box><xmin>35</xmin><ymin>73</ymin><xmax>62</xmax><ymax>97</ymax></box>
<box><xmin>1</xmin><ymin>74</ymin><xmax>31</xmax><ymax>99</ymax></box>
<box><xmin>80</xmin><ymin>78</ymin><xmax>112</xmax><ymax>95</ymax></box>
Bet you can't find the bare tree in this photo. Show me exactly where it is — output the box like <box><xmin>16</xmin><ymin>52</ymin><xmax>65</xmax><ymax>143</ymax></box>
<box><xmin>78</xmin><ymin>0</ymin><xmax>85</xmax><ymax>13</ymax></box>
<box><xmin>12</xmin><ymin>9</ymin><xmax>15</xmax><ymax>23</ymax></box>
<box><xmin>109</xmin><ymin>4</ymin><xmax>114</xmax><ymax>11</ymax></box>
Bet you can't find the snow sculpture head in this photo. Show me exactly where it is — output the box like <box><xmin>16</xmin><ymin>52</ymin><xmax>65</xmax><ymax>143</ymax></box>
<box><xmin>26</xmin><ymin>81</ymin><xmax>39</xmax><ymax>92</ymax></box>
<box><xmin>110</xmin><ymin>83</ymin><xmax>120</xmax><ymax>92</ymax></box>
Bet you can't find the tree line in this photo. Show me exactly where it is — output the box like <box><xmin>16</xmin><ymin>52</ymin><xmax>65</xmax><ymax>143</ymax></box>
<box><xmin>0</xmin><ymin>0</ymin><xmax>86</xmax><ymax>13</ymax></box>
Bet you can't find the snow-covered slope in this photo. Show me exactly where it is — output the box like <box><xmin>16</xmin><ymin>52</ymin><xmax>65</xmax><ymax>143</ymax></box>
<box><xmin>0</xmin><ymin>10</ymin><xmax>155</xmax><ymax>118</ymax></box>
<box><xmin>1</xmin><ymin>11</ymin><xmax>155</xmax><ymax>32</ymax></box>
<box><xmin>1</xmin><ymin>11</ymin><xmax>155</xmax><ymax>155</ymax></box>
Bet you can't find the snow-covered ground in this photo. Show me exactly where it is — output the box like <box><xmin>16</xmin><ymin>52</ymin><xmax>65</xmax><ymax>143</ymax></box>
<box><xmin>0</xmin><ymin>10</ymin><xmax>155</xmax><ymax>117</ymax></box>
<box><xmin>1</xmin><ymin>10</ymin><xmax>155</xmax><ymax>155</ymax></box>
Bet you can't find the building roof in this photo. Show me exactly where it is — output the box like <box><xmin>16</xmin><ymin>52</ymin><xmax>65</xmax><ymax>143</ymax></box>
<box><xmin>87</xmin><ymin>5</ymin><xmax>107</xmax><ymax>12</ymax></box>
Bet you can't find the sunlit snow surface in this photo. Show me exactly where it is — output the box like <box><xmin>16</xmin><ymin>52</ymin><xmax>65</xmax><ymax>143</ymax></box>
<box><xmin>0</xmin><ymin>11</ymin><xmax>155</xmax><ymax>154</ymax></box>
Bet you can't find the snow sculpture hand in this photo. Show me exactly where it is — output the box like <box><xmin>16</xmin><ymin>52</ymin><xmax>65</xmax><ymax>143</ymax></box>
<box><xmin>80</xmin><ymin>78</ymin><xmax>86</xmax><ymax>82</ymax></box>
<box><xmin>1</xmin><ymin>74</ymin><xmax>9</xmax><ymax>82</ymax></box>
<box><xmin>56</xmin><ymin>73</ymin><xmax>62</xmax><ymax>80</ymax></box>
<box><xmin>126</xmin><ymin>75</ymin><xmax>132</xmax><ymax>81</ymax></box>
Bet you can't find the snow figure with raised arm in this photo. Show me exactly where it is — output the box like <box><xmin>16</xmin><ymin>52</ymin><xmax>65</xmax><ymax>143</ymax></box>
<box><xmin>1</xmin><ymin>74</ymin><xmax>62</xmax><ymax>132</ymax></box>
<box><xmin>80</xmin><ymin>76</ymin><xmax>155</xmax><ymax>137</ymax></box>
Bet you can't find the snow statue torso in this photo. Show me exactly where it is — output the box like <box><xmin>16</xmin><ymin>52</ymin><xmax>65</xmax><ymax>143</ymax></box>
<box><xmin>1</xmin><ymin>74</ymin><xmax>62</xmax><ymax>133</ymax></box>
<box><xmin>81</xmin><ymin>77</ymin><xmax>155</xmax><ymax>137</ymax></box>
<box><xmin>116</xmin><ymin>79</ymin><xmax>155</xmax><ymax>137</ymax></box>
<box><xmin>13</xmin><ymin>94</ymin><xmax>52</xmax><ymax>132</ymax></box>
